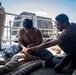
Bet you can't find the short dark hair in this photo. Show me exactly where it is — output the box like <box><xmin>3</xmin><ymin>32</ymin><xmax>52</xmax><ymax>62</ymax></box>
<box><xmin>23</xmin><ymin>19</ymin><xmax>33</xmax><ymax>29</ymax></box>
<box><xmin>55</xmin><ymin>13</ymin><xmax>69</xmax><ymax>23</ymax></box>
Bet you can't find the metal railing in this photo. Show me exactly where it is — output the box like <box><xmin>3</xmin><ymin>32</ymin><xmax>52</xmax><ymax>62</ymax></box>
<box><xmin>0</xmin><ymin>11</ymin><xmax>58</xmax><ymax>50</ymax></box>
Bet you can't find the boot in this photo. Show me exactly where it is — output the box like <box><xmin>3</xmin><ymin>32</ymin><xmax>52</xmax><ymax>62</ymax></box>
<box><xmin>54</xmin><ymin>54</ymin><xmax>72</xmax><ymax>73</ymax></box>
<box><xmin>47</xmin><ymin>56</ymin><xmax>63</xmax><ymax>67</ymax></box>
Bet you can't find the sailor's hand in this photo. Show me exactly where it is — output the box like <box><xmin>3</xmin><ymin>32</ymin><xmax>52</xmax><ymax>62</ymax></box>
<box><xmin>21</xmin><ymin>48</ymin><xmax>29</xmax><ymax>55</ymax></box>
<box><xmin>21</xmin><ymin>46</ymin><xmax>26</xmax><ymax>52</ymax></box>
<box><xmin>26</xmin><ymin>48</ymin><xmax>33</xmax><ymax>53</ymax></box>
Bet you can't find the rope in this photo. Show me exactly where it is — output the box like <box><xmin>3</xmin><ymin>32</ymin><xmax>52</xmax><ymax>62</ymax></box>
<box><xmin>6</xmin><ymin>59</ymin><xmax>43</xmax><ymax>75</ymax></box>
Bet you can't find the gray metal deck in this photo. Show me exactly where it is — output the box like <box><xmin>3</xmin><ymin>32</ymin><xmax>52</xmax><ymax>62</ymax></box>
<box><xmin>30</xmin><ymin>67</ymin><xmax>74</xmax><ymax>75</ymax></box>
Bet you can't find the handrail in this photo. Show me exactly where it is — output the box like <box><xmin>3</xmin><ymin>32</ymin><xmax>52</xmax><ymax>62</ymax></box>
<box><xmin>0</xmin><ymin>11</ymin><xmax>54</xmax><ymax>22</ymax></box>
<box><xmin>0</xmin><ymin>11</ymin><xmax>57</xmax><ymax>50</ymax></box>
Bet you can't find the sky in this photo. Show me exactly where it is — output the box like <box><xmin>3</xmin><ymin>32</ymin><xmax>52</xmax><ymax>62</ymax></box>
<box><xmin>0</xmin><ymin>0</ymin><xmax>76</xmax><ymax>23</ymax></box>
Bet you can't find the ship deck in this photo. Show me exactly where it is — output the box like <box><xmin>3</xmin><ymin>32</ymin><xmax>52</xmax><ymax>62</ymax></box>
<box><xmin>0</xmin><ymin>51</ymin><xmax>75</xmax><ymax>75</ymax></box>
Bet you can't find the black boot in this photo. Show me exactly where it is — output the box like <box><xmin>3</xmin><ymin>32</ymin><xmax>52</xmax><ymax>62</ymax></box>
<box><xmin>47</xmin><ymin>56</ymin><xmax>63</xmax><ymax>67</ymax></box>
<box><xmin>54</xmin><ymin>54</ymin><xmax>72</xmax><ymax>73</ymax></box>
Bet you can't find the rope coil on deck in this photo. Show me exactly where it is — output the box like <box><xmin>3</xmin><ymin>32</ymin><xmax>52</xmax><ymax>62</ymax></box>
<box><xmin>6</xmin><ymin>59</ymin><xmax>43</xmax><ymax>75</ymax></box>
